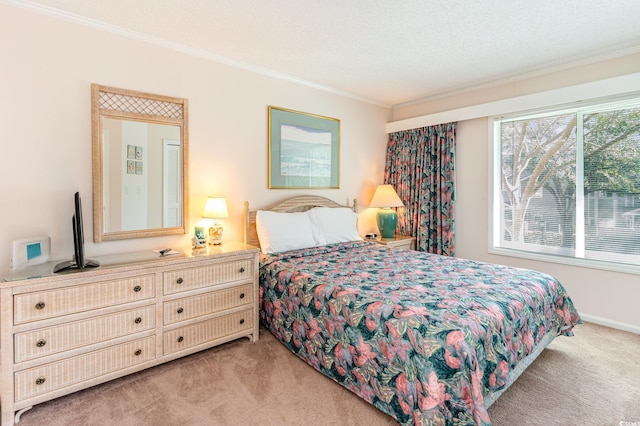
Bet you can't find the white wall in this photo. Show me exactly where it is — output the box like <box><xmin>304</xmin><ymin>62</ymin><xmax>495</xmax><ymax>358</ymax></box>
<box><xmin>396</xmin><ymin>58</ymin><xmax>640</xmax><ymax>333</ymax></box>
<box><xmin>0</xmin><ymin>4</ymin><xmax>389</xmax><ymax>273</ymax></box>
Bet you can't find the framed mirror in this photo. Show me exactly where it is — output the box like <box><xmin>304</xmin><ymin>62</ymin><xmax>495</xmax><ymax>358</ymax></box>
<box><xmin>91</xmin><ymin>84</ymin><xmax>188</xmax><ymax>242</ymax></box>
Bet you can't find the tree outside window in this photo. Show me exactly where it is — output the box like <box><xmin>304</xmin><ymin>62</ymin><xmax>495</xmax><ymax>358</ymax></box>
<box><xmin>496</xmin><ymin>101</ymin><xmax>640</xmax><ymax>266</ymax></box>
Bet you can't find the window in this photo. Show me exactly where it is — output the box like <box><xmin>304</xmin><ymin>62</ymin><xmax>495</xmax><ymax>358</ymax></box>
<box><xmin>492</xmin><ymin>98</ymin><xmax>640</xmax><ymax>270</ymax></box>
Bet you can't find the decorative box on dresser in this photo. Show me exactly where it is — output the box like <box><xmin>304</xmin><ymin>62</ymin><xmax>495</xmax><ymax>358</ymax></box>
<box><xmin>0</xmin><ymin>242</ymin><xmax>259</xmax><ymax>426</ymax></box>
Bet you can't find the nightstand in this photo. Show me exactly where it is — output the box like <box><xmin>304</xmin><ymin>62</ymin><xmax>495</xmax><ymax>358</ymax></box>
<box><xmin>372</xmin><ymin>235</ymin><xmax>416</xmax><ymax>250</ymax></box>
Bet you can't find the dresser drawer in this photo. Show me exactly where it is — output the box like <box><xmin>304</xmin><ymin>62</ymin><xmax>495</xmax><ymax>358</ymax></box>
<box><xmin>163</xmin><ymin>259</ymin><xmax>253</xmax><ymax>295</ymax></box>
<box><xmin>14</xmin><ymin>306</ymin><xmax>156</xmax><ymax>363</ymax></box>
<box><xmin>14</xmin><ymin>275</ymin><xmax>155</xmax><ymax>324</ymax></box>
<box><xmin>163</xmin><ymin>308</ymin><xmax>253</xmax><ymax>355</ymax></box>
<box><xmin>14</xmin><ymin>336</ymin><xmax>155</xmax><ymax>401</ymax></box>
<box><xmin>164</xmin><ymin>284</ymin><xmax>253</xmax><ymax>325</ymax></box>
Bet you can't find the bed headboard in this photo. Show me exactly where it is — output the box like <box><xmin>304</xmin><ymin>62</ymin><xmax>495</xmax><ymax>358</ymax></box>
<box><xmin>243</xmin><ymin>195</ymin><xmax>358</xmax><ymax>248</ymax></box>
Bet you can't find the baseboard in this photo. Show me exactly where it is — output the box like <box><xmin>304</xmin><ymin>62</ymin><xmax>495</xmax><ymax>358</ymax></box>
<box><xmin>580</xmin><ymin>313</ymin><xmax>640</xmax><ymax>335</ymax></box>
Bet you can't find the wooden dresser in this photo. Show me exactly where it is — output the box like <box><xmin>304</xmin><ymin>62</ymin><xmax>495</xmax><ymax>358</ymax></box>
<box><xmin>0</xmin><ymin>242</ymin><xmax>259</xmax><ymax>426</ymax></box>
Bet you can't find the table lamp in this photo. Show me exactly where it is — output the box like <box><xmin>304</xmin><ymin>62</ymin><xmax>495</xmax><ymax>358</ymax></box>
<box><xmin>369</xmin><ymin>184</ymin><xmax>404</xmax><ymax>238</ymax></box>
<box><xmin>202</xmin><ymin>196</ymin><xmax>229</xmax><ymax>245</ymax></box>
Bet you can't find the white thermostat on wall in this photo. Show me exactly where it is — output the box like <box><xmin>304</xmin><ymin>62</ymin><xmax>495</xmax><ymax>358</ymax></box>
<box><xmin>10</xmin><ymin>236</ymin><xmax>51</xmax><ymax>271</ymax></box>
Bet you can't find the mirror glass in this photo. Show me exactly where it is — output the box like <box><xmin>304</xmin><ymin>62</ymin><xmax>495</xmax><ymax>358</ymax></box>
<box><xmin>92</xmin><ymin>85</ymin><xmax>188</xmax><ymax>242</ymax></box>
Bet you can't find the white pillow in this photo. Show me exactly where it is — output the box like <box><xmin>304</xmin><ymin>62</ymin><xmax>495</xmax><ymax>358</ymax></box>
<box><xmin>307</xmin><ymin>207</ymin><xmax>363</xmax><ymax>246</ymax></box>
<box><xmin>256</xmin><ymin>210</ymin><xmax>317</xmax><ymax>254</ymax></box>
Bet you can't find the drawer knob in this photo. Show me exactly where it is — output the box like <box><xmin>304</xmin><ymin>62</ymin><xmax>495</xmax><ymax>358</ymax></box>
<box><xmin>35</xmin><ymin>302</ymin><xmax>46</xmax><ymax>310</ymax></box>
<box><xmin>240</xmin><ymin>293</ymin><xmax>245</xmax><ymax>299</ymax></box>
<box><xmin>239</xmin><ymin>267</ymin><xmax>245</xmax><ymax>273</ymax></box>
<box><xmin>177</xmin><ymin>336</ymin><xmax>184</xmax><ymax>343</ymax></box>
<box><xmin>134</xmin><ymin>317</ymin><xmax>142</xmax><ymax>324</ymax></box>
<box><xmin>35</xmin><ymin>377</ymin><xmax>46</xmax><ymax>385</ymax></box>
<box><xmin>134</xmin><ymin>349</ymin><xmax>142</xmax><ymax>356</ymax></box>
<box><xmin>177</xmin><ymin>308</ymin><xmax>184</xmax><ymax>314</ymax></box>
<box><xmin>36</xmin><ymin>339</ymin><xmax>47</xmax><ymax>347</ymax></box>
<box><xmin>176</xmin><ymin>277</ymin><xmax>184</xmax><ymax>284</ymax></box>
<box><xmin>133</xmin><ymin>285</ymin><xmax>142</xmax><ymax>292</ymax></box>
<box><xmin>240</xmin><ymin>318</ymin><xmax>245</xmax><ymax>325</ymax></box>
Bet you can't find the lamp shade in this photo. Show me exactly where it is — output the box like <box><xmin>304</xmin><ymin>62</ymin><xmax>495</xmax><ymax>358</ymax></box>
<box><xmin>369</xmin><ymin>184</ymin><xmax>404</xmax><ymax>208</ymax></box>
<box><xmin>202</xmin><ymin>197</ymin><xmax>229</xmax><ymax>219</ymax></box>
<box><xmin>370</xmin><ymin>185</ymin><xmax>403</xmax><ymax>238</ymax></box>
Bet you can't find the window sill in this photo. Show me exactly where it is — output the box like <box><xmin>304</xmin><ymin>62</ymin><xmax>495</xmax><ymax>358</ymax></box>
<box><xmin>488</xmin><ymin>246</ymin><xmax>640</xmax><ymax>276</ymax></box>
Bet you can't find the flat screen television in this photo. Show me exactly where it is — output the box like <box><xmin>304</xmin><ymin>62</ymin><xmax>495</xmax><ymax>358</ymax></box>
<box><xmin>54</xmin><ymin>192</ymin><xmax>100</xmax><ymax>273</ymax></box>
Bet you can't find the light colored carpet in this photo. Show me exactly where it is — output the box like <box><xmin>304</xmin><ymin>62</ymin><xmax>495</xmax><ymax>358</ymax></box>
<box><xmin>15</xmin><ymin>322</ymin><xmax>640</xmax><ymax>426</ymax></box>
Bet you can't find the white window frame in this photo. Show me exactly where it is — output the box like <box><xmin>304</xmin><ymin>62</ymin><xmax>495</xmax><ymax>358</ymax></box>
<box><xmin>489</xmin><ymin>96</ymin><xmax>640</xmax><ymax>276</ymax></box>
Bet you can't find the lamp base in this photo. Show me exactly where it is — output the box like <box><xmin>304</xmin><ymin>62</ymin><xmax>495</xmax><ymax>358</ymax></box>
<box><xmin>208</xmin><ymin>221</ymin><xmax>223</xmax><ymax>245</ymax></box>
<box><xmin>376</xmin><ymin>208</ymin><xmax>398</xmax><ymax>239</ymax></box>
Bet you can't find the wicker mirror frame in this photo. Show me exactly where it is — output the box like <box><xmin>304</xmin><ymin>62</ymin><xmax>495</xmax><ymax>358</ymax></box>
<box><xmin>91</xmin><ymin>84</ymin><xmax>189</xmax><ymax>242</ymax></box>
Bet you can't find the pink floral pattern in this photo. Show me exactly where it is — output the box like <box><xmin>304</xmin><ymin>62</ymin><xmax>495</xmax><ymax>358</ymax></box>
<box><xmin>259</xmin><ymin>241</ymin><xmax>581</xmax><ymax>425</ymax></box>
<box><xmin>385</xmin><ymin>123</ymin><xmax>457</xmax><ymax>255</ymax></box>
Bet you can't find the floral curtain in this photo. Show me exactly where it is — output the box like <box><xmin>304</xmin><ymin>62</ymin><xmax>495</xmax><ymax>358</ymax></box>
<box><xmin>384</xmin><ymin>123</ymin><xmax>457</xmax><ymax>255</ymax></box>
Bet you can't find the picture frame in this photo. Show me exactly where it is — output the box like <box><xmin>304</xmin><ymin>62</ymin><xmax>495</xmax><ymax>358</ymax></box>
<box><xmin>193</xmin><ymin>226</ymin><xmax>206</xmax><ymax>248</ymax></box>
<box><xmin>126</xmin><ymin>160</ymin><xmax>134</xmax><ymax>174</ymax></box>
<box><xmin>127</xmin><ymin>145</ymin><xmax>136</xmax><ymax>159</ymax></box>
<box><xmin>135</xmin><ymin>146</ymin><xmax>143</xmax><ymax>160</ymax></box>
<box><xmin>268</xmin><ymin>106</ymin><xmax>340</xmax><ymax>189</ymax></box>
<box><xmin>135</xmin><ymin>161</ymin><xmax>143</xmax><ymax>175</ymax></box>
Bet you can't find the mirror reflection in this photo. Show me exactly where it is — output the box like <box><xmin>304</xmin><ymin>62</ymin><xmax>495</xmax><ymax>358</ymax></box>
<box><xmin>92</xmin><ymin>84</ymin><xmax>188</xmax><ymax>242</ymax></box>
<box><xmin>101</xmin><ymin>118</ymin><xmax>182</xmax><ymax>233</ymax></box>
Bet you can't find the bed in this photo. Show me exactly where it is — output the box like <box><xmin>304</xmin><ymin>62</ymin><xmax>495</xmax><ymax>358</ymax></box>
<box><xmin>243</xmin><ymin>196</ymin><xmax>581</xmax><ymax>425</ymax></box>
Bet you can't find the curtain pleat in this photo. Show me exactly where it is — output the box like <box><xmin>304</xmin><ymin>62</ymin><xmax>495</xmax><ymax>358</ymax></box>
<box><xmin>384</xmin><ymin>123</ymin><xmax>457</xmax><ymax>255</ymax></box>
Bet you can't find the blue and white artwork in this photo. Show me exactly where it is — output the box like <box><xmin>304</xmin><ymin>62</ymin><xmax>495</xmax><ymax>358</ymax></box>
<box><xmin>268</xmin><ymin>106</ymin><xmax>339</xmax><ymax>188</ymax></box>
<box><xmin>280</xmin><ymin>124</ymin><xmax>332</xmax><ymax>184</ymax></box>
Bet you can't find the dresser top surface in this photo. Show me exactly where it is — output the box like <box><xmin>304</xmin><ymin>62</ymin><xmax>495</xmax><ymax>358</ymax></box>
<box><xmin>1</xmin><ymin>241</ymin><xmax>258</xmax><ymax>287</ymax></box>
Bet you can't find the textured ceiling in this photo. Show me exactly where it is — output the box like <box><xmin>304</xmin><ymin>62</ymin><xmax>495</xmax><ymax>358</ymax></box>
<box><xmin>15</xmin><ymin>0</ymin><xmax>640</xmax><ymax>106</ymax></box>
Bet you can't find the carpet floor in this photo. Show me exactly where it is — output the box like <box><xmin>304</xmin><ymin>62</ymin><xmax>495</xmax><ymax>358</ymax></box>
<box><xmin>14</xmin><ymin>322</ymin><xmax>640</xmax><ymax>426</ymax></box>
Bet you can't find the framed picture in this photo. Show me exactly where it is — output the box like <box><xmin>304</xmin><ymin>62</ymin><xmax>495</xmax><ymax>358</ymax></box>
<box><xmin>135</xmin><ymin>146</ymin><xmax>143</xmax><ymax>160</ymax></box>
<box><xmin>126</xmin><ymin>160</ymin><xmax>134</xmax><ymax>174</ymax></box>
<box><xmin>127</xmin><ymin>145</ymin><xmax>136</xmax><ymax>159</ymax></box>
<box><xmin>268</xmin><ymin>106</ymin><xmax>340</xmax><ymax>189</ymax></box>
<box><xmin>135</xmin><ymin>161</ymin><xmax>143</xmax><ymax>175</ymax></box>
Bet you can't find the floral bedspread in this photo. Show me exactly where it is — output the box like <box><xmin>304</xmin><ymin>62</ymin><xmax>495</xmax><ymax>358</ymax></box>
<box><xmin>259</xmin><ymin>241</ymin><xmax>581</xmax><ymax>425</ymax></box>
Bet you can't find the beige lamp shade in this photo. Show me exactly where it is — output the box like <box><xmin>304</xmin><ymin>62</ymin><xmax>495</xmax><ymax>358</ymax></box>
<box><xmin>202</xmin><ymin>197</ymin><xmax>229</xmax><ymax>219</ymax></box>
<box><xmin>369</xmin><ymin>184</ymin><xmax>404</xmax><ymax>208</ymax></box>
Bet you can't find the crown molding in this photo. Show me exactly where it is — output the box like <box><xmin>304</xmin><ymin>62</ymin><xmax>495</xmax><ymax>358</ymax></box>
<box><xmin>4</xmin><ymin>0</ymin><xmax>390</xmax><ymax>108</ymax></box>
<box><xmin>386</xmin><ymin>72</ymin><xmax>640</xmax><ymax>133</ymax></box>
<box><xmin>392</xmin><ymin>43</ymin><xmax>640</xmax><ymax>109</ymax></box>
